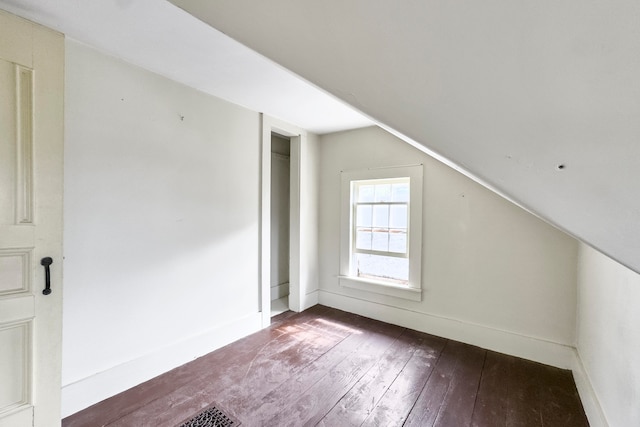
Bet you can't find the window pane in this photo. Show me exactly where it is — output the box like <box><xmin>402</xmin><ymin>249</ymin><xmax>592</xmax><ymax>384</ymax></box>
<box><xmin>391</xmin><ymin>182</ymin><xmax>409</xmax><ymax>202</ymax></box>
<box><xmin>374</xmin><ymin>184</ymin><xmax>392</xmax><ymax>202</ymax></box>
<box><xmin>389</xmin><ymin>205</ymin><xmax>407</xmax><ymax>228</ymax></box>
<box><xmin>355</xmin><ymin>230</ymin><xmax>372</xmax><ymax>250</ymax></box>
<box><xmin>372</xmin><ymin>231</ymin><xmax>389</xmax><ymax>251</ymax></box>
<box><xmin>373</xmin><ymin>205</ymin><xmax>389</xmax><ymax>228</ymax></box>
<box><xmin>356</xmin><ymin>253</ymin><xmax>409</xmax><ymax>282</ymax></box>
<box><xmin>389</xmin><ymin>231</ymin><xmax>407</xmax><ymax>253</ymax></box>
<box><xmin>356</xmin><ymin>205</ymin><xmax>372</xmax><ymax>227</ymax></box>
<box><xmin>357</xmin><ymin>185</ymin><xmax>374</xmax><ymax>202</ymax></box>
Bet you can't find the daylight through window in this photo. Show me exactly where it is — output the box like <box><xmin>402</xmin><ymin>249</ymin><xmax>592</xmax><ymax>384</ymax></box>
<box><xmin>352</xmin><ymin>177</ymin><xmax>410</xmax><ymax>284</ymax></box>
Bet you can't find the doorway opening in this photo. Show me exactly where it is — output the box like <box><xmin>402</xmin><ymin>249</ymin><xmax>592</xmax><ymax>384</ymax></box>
<box><xmin>260</xmin><ymin>114</ymin><xmax>311</xmax><ymax>327</ymax></box>
<box><xmin>270</xmin><ymin>133</ymin><xmax>291</xmax><ymax>317</ymax></box>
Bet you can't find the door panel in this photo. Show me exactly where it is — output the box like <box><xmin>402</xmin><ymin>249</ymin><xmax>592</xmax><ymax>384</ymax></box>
<box><xmin>0</xmin><ymin>322</ymin><xmax>31</xmax><ymax>412</ymax></box>
<box><xmin>0</xmin><ymin>9</ymin><xmax>64</xmax><ymax>427</ymax></box>
<box><xmin>0</xmin><ymin>250</ymin><xmax>30</xmax><ymax>294</ymax></box>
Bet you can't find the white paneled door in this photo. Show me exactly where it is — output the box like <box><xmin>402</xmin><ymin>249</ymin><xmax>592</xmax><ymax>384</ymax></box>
<box><xmin>0</xmin><ymin>10</ymin><xmax>64</xmax><ymax>427</ymax></box>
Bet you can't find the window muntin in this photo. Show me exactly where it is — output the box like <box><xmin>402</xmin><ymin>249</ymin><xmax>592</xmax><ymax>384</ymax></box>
<box><xmin>351</xmin><ymin>177</ymin><xmax>409</xmax><ymax>284</ymax></box>
<box><xmin>339</xmin><ymin>165</ymin><xmax>423</xmax><ymax>301</ymax></box>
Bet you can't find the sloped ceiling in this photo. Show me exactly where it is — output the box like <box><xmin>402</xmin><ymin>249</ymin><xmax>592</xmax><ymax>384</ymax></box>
<box><xmin>2</xmin><ymin>0</ymin><xmax>638</xmax><ymax>274</ymax></box>
<box><xmin>170</xmin><ymin>0</ymin><xmax>640</xmax><ymax>274</ymax></box>
<box><xmin>0</xmin><ymin>0</ymin><xmax>371</xmax><ymax>134</ymax></box>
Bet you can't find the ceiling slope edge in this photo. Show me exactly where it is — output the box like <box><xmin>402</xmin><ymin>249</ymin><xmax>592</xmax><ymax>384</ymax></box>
<box><xmin>0</xmin><ymin>0</ymin><xmax>372</xmax><ymax>135</ymax></box>
<box><xmin>170</xmin><ymin>0</ymin><xmax>640</xmax><ymax>275</ymax></box>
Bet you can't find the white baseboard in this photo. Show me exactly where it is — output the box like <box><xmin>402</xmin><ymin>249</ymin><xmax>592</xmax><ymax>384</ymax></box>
<box><xmin>571</xmin><ymin>351</ymin><xmax>609</xmax><ymax>427</ymax></box>
<box><xmin>301</xmin><ymin>290</ymin><xmax>319</xmax><ymax>311</ymax></box>
<box><xmin>318</xmin><ymin>290</ymin><xmax>574</xmax><ymax>369</ymax></box>
<box><xmin>271</xmin><ymin>282</ymin><xmax>289</xmax><ymax>301</ymax></box>
<box><xmin>61</xmin><ymin>312</ymin><xmax>263</xmax><ymax>418</ymax></box>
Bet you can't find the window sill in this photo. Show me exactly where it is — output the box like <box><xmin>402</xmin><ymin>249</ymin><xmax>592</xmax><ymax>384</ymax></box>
<box><xmin>338</xmin><ymin>276</ymin><xmax>422</xmax><ymax>302</ymax></box>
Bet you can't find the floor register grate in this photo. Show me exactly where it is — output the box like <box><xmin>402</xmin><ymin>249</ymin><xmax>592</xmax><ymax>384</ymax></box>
<box><xmin>177</xmin><ymin>404</ymin><xmax>240</xmax><ymax>427</ymax></box>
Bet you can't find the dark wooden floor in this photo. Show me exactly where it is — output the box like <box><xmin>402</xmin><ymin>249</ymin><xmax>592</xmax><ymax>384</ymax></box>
<box><xmin>63</xmin><ymin>305</ymin><xmax>589</xmax><ymax>427</ymax></box>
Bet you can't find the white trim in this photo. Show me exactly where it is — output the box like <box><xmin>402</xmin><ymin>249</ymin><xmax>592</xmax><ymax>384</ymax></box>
<box><xmin>261</xmin><ymin>115</ymin><xmax>307</xmax><ymax>323</ymax></box>
<box><xmin>301</xmin><ymin>290</ymin><xmax>319</xmax><ymax>312</ymax></box>
<box><xmin>260</xmin><ymin>114</ymin><xmax>272</xmax><ymax>327</ymax></box>
<box><xmin>339</xmin><ymin>276</ymin><xmax>422</xmax><ymax>301</ymax></box>
<box><xmin>270</xmin><ymin>282</ymin><xmax>290</xmax><ymax>301</ymax></box>
<box><xmin>0</xmin><ymin>406</ymin><xmax>32</xmax><ymax>427</ymax></box>
<box><xmin>271</xmin><ymin>152</ymin><xmax>290</xmax><ymax>161</ymax></box>
<box><xmin>288</xmin><ymin>135</ymin><xmax>302</xmax><ymax>312</ymax></box>
<box><xmin>61</xmin><ymin>312</ymin><xmax>262</xmax><ymax>418</ymax></box>
<box><xmin>318</xmin><ymin>290</ymin><xmax>575</xmax><ymax>369</ymax></box>
<box><xmin>571</xmin><ymin>352</ymin><xmax>610</xmax><ymax>427</ymax></box>
<box><xmin>340</xmin><ymin>165</ymin><xmax>423</xmax><ymax>293</ymax></box>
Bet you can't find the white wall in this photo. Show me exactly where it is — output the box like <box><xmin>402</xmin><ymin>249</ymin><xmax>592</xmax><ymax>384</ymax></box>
<box><xmin>577</xmin><ymin>244</ymin><xmax>640</xmax><ymax>427</ymax></box>
<box><xmin>62</xmin><ymin>40</ymin><xmax>262</xmax><ymax>416</ymax></box>
<box><xmin>318</xmin><ymin>126</ymin><xmax>579</xmax><ymax>366</ymax></box>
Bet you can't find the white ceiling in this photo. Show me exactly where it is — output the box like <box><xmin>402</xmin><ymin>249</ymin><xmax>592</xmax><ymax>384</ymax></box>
<box><xmin>171</xmin><ymin>0</ymin><xmax>640</xmax><ymax>274</ymax></box>
<box><xmin>0</xmin><ymin>0</ymin><xmax>372</xmax><ymax>134</ymax></box>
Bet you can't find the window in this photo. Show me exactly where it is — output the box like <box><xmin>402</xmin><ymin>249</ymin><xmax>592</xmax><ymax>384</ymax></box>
<box><xmin>339</xmin><ymin>165</ymin><xmax>423</xmax><ymax>301</ymax></box>
<box><xmin>352</xmin><ymin>178</ymin><xmax>410</xmax><ymax>283</ymax></box>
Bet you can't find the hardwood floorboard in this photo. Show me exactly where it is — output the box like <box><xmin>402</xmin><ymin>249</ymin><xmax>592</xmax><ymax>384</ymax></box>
<box><xmin>270</xmin><ymin>308</ymin><xmax>299</xmax><ymax>325</ymax></box>
<box><xmin>243</xmin><ymin>314</ymin><xmax>405</xmax><ymax>426</ymax></box>
<box><xmin>264</xmin><ymin>322</ymin><xmax>404</xmax><ymax>426</ymax></box>
<box><xmin>64</xmin><ymin>305</ymin><xmax>331</xmax><ymax>427</ymax></box>
<box><xmin>404</xmin><ymin>341</ymin><xmax>474</xmax><ymax>426</ymax></box>
<box><xmin>317</xmin><ymin>329</ymin><xmax>437</xmax><ymax>427</ymax></box>
<box><xmin>110</xmin><ymin>308</ymin><xmax>353</xmax><ymax>427</ymax></box>
<box><xmin>431</xmin><ymin>342</ymin><xmax>486</xmax><ymax>427</ymax></box>
<box><xmin>361</xmin><ymin>333</ymin><xmax>447</xmax><ymax>427</ymax></box>
<box><xmin>62</xmin><ymin>306</ymin><xmax>590</xmax><ymax>427</ymax></box>
<box><xmin>220</xmin><ymin>311</ymin><xmax>379</xmax><ymax>424</ymax></box>
<box><xmin>506</xmin><ymin>354</ymin><xmax>545</xmax><ymax>427</ymax></box>
<box><xmin>470</xmin><ymin>351</ymin><xmax>512</xmax><ymax>426</ymax></box>
<box><xmin>235</xmin><ymin>322</ymin><xmax>370</xmax><ymax>423</ymax></box>
<box><xmin>535</xmin><ymin>363</ymin><xmax>589</xmax><ymax>426</ymax></box>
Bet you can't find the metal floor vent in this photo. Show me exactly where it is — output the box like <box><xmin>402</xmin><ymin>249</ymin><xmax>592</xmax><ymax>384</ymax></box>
<box><xmin>177</xmin><ymin>404</ymin><xmax>240</xmax><ymax>427</ymax></box>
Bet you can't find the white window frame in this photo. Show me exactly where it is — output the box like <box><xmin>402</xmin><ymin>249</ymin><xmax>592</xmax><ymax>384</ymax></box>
<box><xmin>339</xmin><ymin>165</ymin><xmax>423</xmax><ymax>301</ymax></box>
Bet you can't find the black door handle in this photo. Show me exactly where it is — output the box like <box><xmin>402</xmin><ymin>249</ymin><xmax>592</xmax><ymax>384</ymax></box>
<box><xmin>41</xmin><ymin>257</ymin><xmax>53</xmax><ymax>295</ymax></box>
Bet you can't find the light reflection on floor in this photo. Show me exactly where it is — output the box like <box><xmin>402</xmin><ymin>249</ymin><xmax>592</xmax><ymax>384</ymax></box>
<box><xmin>315</xmin><ymin>318</ymin><xmax>363</xmax><ymax>335</ymax></box>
